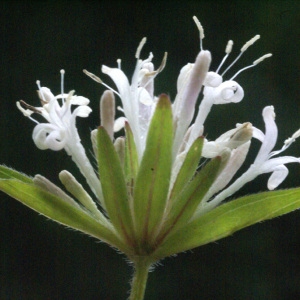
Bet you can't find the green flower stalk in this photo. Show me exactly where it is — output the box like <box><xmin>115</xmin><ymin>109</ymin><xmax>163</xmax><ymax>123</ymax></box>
<box><xmin>1</xmin><ymin>16</ymin><xmax>300</xmax><ymax>299</ymax></box>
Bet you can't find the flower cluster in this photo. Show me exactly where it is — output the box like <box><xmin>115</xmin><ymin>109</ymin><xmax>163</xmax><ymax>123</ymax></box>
<box><xmin>13</xmin><ymin>17</ymin><xmax>300</xmax><ymax>260</ymax></box>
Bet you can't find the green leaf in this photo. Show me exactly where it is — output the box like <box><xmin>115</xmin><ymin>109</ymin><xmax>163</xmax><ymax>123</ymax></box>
<box><xmin>168</xmin><ymin>137</ymin><xmax>204</xmax><ymax>203</ymax></box>
<box><xmin>124</xmin><ymin>122</ymin><xmax>139</xmax><ymax>196</ymax></box>
<box><xmin>133</xmin><ymin>94</ymin><xmax>173</xmax><ymax>249</ymax></box>
<box><xmin>156</xmin><ymin>154</ymin><xmax>224</xmax><ymax>245</ymax></box>
<box><xmin>153</xmin><ymin>188</ymin><xmax>300</xmax><ymax>259</ymax></box>
<box><xmin>0</xmin><ymin>165</ymin><xmax>33</xmax><ymax>183</ymax></box>
<box><xmin>0</xmin><ymin>179</ymin><xmax>129</xmax><ymax>253</ymax></box>
<box><xmin>97</xmin><ymin>126</ymin><xmax>135</xmax><ymax>247</ymax></box>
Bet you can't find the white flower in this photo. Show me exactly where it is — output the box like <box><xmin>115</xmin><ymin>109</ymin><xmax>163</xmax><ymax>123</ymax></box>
<box><xmin>17</xmin><ymin>70</ymin><xmax>103</xmax><ymax>204</ymax></box>
<box><xmin>34</xmin><ymin>88</ymin><xmax>91</xmax><ymax>151</ymax></box>
<box><xmin>199</xmin><ymin>106</ymin><xmax>300</xmax><ymax>216</ymax></box>
<box><xmin>84</xmin><ymin>39</ymin><xmax>167</xmax><ymax>158</ymax></box>
<box><xmin>17</xmin><ymin>72</ymin><xmax>91</xmax><ymax>152</ymax></box>
<box><xmin>252</xmin><ymin>106</ymin><xmax>300</xmax><ymax>190</ymax></box>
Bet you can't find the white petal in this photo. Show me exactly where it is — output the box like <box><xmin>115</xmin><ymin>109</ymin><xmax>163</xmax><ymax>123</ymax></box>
<box><xmin>259</xmin><ymin>156</ymin><xmax>300</xmax><ymax>173</ymax></box>
<box><xmin>139</xmin><ymin>63</ymin><xmax>155</xmax><ymax>97</ymax></box>
<box><xmin>252</xmin><ymin>126</ymin><xmax>265</xmax><ymax>142</ymax></box>
<box><xmin>254</xmin><ymin>106</ymin><xmax>278</xmax><ymax>164</ymax></box>
<box><xmin>73</xmin><ymin>106</ymin><xmax>92</xmax><ymax>118</ymax></box>
<box><xmin>102</xmin><ymin>65</ymin><xmax>133</xmax><ymax>125</ymax></box>
<box><xmin>138</xmin><ymin>87</ymin><xmax>153</xmax><ymax>106</ymax></box>
<box><xmin>38</xmin><ymin>87</ymin><xmax>55</xmax><ymax>103</ymax></box>
<box><xmin>114</xmin><ymin>117</ymin><xmax>127</xmax><ymax>132</ymax></box>
<box><xmin>212</xmin><ymin>80</ymin><xmax>244</xmax><ymax>104</ymax></box>
<box><xmin>70</xmin><ymin>95</ymin><xmax>90</xmax><ymax>106</ymax></box>
<box><xmin>32</xmin><ymin>123</ymin><xmax>66</xmax><ymax>151</ymax></box>
<box><xmin>55</xmin><ymin>93</ymin><xmax>70</xmax><ymax>100</ymax></box>
<box><xmin>176</xmin><ymin>63</ymin><xmax>193</xmax><ymax>93</ymax></box>
<box><xmin>203</xmin><ymin>71</ymin><xmax>222</xmax><ymax>87</ymax></box>
<box><xmin>202</xmin><ymin>141</ymin><xmax>226</xmax><ymax>158</ymax></box>
<box><xmin>203</xmin><ymin>141</ymin><xmax>251</xmax><ymax>201</ymax></box>
<box><xmin>267</xmin><ymin>165</ymin><xmax>288</xmax><ymax>190</ymax></box>
<box><xmin>102</xmin><ymin>65</ymin><xmax>131</xmax><ymax>100</ymax></box>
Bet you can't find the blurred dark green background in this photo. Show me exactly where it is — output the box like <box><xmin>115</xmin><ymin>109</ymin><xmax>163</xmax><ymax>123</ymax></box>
<box><xmin>0</xmin><ymin>1</ymin><xmax>300</xmax><ymax>299</ymax></box>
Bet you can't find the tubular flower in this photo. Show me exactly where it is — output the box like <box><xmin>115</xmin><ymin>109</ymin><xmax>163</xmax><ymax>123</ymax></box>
<box><xmin>16</xmin><ymin>71</ymin><xmax>103</xmax><ymax>205</ymax></box>
<box><xmin>1</xmin><ymin>16</ymin><xmax>300</xmax><ymax>300</ymax></box>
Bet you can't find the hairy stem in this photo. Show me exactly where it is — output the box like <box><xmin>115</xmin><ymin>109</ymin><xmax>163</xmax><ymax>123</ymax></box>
<box><xmin>129</xmin><ymin>257</ymin><xmax>152</xmax><ymax>300</ymax></box>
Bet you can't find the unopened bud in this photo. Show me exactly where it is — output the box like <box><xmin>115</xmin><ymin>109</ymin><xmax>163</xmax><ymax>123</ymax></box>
<box><xmin>59</xmin><ymin>170</ymin><xmax>103</xmax><ymax>217</ymax></box>
<box><xmin>100</xmin><ymin>90</ymin><xmax>115</xmax><ymax>140</ymax></box>
<box><xmin>114</xmin><ymin>136</ymin><xmax>125</xmax><ymax>166</ymax></box>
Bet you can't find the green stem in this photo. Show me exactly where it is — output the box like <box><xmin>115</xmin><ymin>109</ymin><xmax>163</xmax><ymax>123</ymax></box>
<box><xmin>129</xmin><ymin>256</ymin><xmax>152</xmax><ymax>300</ymax></box>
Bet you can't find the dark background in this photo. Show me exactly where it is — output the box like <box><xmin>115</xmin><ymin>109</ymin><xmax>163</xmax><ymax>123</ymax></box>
<box><xmin>1</xmin><ymin>1</ymin><xmax>300</xmax><ymax>299</ymax></box>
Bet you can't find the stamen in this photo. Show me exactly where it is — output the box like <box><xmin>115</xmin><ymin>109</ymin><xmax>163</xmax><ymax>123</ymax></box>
<box><xmin>60</xmin><ymin>69</ymin><xmax>65</xmax><ymax>103</ymax></box>
<box><xmin>241</xmin><ymin>34</ymin><xmax>260</xmax><ymax>52</ymax></box>
<box><xmin>230</xmin><ymin>53</ymin><xmax>272</xmax><ymax>80</ymax></box>
<box><xmin>216</xmin><ymin>40</ymin><xmax>234</xmax><ymax>73</ymax></box>
<box><xmin>16</xmin><ymin>101</ymin><xmax>40</xmax><ymax>124</ymax></box>
<box><xmin>83</xmin><ymin>69</ymin><xmax>103</xmax><ymax>84</ymax></box>
<box><xmin>193</xmin><ymin>16</ymin><xmax>204</xmax><ymax>50</ymax></box>
<box><xmin>36</xmin><ymin>80</ymin><xmax>46</xmax><ymax>102</ymax></box>
<box><xmin>230</xmin><ymin>65</ymin><xmax>254</xmax><ymax>80</ymax></box>
<box><xmin>117</xmin><ymin>106</ymin><xmax>124</xmax><ymax>113</ymax></box>
<box><xmin>83</xmin><ymin>69</ymin><xmax>121</xmax><ymax>97</ymax></box>
<box><xmin>221</xmin><ymin>35</ymin><xmax>260</xmax><ymax>77</ymax></box>
<box><xmin>153</xmin><ymin>52</ymin><xmax>168</xmax><ymax>74</ymax></box>
<box><xmin>19</xmin><ymin>100</ymin><xmax>41</xmax><ymax>114</ymax></box>
<box><xmin>140</xmin><ymin>52</ymin><xmax>168</xmax><ymax>94</ymax></box>
<box><xmin>284</xmin><ymin>129</ymin><xmax>300</xmax><ymax>146</ymax></box>
<box><xmin>117</xmin><ymin>59</ymin><xmax>121</xmax><ymax>69</ymax></box>
<box><xmin>269</xmin><ymin>129</ymin><xmax>300</xmax><ymax>158</ymax></box>
<box><xmin>141</xmin><ymin>52</ymin><xmax>168</xmax><ymax>90</ymax></box>
<box><xmin>253</xmin><ymin>53</ymin><xmax>272</xmax><ymax>65</ymax></box>
<box><xmin>135</xmin><ymin>37</ymin><xmax>147</xmax><ymax>59</ymax></box>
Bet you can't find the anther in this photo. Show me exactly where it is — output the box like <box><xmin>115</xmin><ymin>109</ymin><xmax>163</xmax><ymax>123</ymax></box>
<box><xmin>222</xmin><ymin>35</ymin><xmax>261</xmax><ymax>76</ymax></box>
<box><xmin>36</xmin><ymin>80</ymin><xmax>46</xmax><ymax>102</ymax></box>
<box><xmin>83</xmin><ymin>69</ymin><xmax>103</xmax><ymax>84</ymax></box>
<box><xmin>241</xmin><ymin>35</ymin><xmax>260</xmax><ymax>52</ymax></box>
<box><xmin>84</xmin><ymin>69</ymin><xmax>120</xmax><ymax>97</ymax></box>
<box><xmin>225</xmin><ymin>40</ymin><xmax>234</xmax><ymax>54</ymax></box>
<box><xmin>135</xmin><ymin>37</ymin><xmax>147</xmax><ymax>59</ymax></box>
<box><xmin>216</xmin><ymin>40</ymin><xmax>234</xmax><ymax>73</ymax></box>
<box><xmin>253</xmin><ymin>53</ymin><xmax>272</xmax><ymax>65</ymax></box>
<box><xmin>193</xmin><ymin>16</ymin><xmax>204</xmax><ymax>50</ymax></box>
<box><xmin>284</xmin><ymin>129</ymin><xmax>300</xmax><ymax>146</ymax></box>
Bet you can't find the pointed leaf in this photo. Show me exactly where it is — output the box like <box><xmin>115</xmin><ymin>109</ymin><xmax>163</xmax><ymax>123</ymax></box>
<box><xmin>124</xmin><ymin>122</ymin><xmax>139</xmax><ymax>196</ymax></box>
<box><xmin>97</xmin><ymin>126</ymin><xmax>135</xmax><ymax>246</ymax></box>
<box><xmin>0</xmin><ymin>179</ymin><xmax>128</xmax><ymax>252</ymax></box>
<box><xmin>169</xmin><ymin>137</ymin><xmax>204</xmax><ymax>202</ymax></box>
<box><xmin>156</xmin><ymin>155</ymin><xmax>224</xmax><ymax>244</ymax></box>
<box><xmin>153</xmin><ymin>188</ymin><xmax>300</xmax><ymax>259</ymax></box>
<box><xmin>0</xmin><ymin>165</ymin><xmax>33</xmax><ymax>183</ymax></box>
<box><xmin>133</xmin><ymin>94</ymin><xmax>173</xmax><ymax>247</ymax></box>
